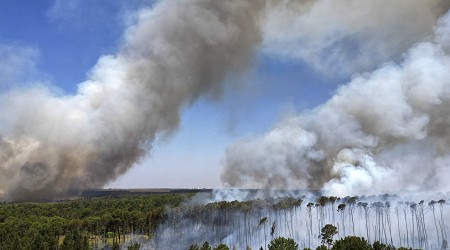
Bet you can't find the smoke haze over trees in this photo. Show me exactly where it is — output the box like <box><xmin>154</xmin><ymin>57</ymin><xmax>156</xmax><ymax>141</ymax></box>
<box><xmin>2</xmin><ymin>191</ymin><xmax>450</xmax><ymax>250</ymax></box>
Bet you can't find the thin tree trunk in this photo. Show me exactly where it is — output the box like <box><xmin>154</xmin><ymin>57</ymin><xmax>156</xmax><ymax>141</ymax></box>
<box><xmin>432</xmin><ymin>207</ymin><xmax>440</xmax><ymax>247</ymax></box>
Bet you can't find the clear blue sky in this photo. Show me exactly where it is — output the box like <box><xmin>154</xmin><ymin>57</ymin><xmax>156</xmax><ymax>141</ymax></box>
<box><xmin>0</xmin><ymin>0</ymin><xmax>342</xmax><ymax>188</ymax></box>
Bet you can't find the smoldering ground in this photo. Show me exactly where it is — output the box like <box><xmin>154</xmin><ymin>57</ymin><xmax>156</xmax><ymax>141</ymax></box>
<box><xmin>0</xmin><ymin>0</ymin><xmax>450</xmax><ymax>201</ymax></box>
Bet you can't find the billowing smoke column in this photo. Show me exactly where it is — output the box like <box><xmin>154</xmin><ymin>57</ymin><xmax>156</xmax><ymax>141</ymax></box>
<box><xmin>0</xmin><ymin>0</ymin><xmax>265</xmax><ymax>201</ymax></box>
<box><xmin>222</xmin><ymin>8</ymin><xmax>450</xmax><ymax>196</ymax></box>
<box><xmin>0</xmin><ymin>0</ymin><xmax>449</xmax><ymax>201</ymax></box>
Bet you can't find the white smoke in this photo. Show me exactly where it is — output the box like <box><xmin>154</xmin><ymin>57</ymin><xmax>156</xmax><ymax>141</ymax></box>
<box><xmin>222</xmin><ymin>9</ymin><xmax>450</xmax><ymax>196</ymax></box>
<box><xmin>262</xmin><ymin>0</ymin><xmax>450</xmax><ymax>75</ymax></box>
<box><xmin>149</xmin><ymin>192</ymin><xmax>450</xmax><ymax>249</ymax></box>
<box><xmin>1</xmin><ymin>0</ymin><xmax>449</xmax><ymax>201</ymax></box>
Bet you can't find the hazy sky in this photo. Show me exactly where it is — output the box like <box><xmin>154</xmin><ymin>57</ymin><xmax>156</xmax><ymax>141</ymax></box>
<box><xmin>0</xmin><ymin>0</ymin><xmax>450</xmax><ymax>196</ymax></box>
<box><xmin>0</xmin><ymin>0</ymin><xmax>338</xmax><ymax>189</ymax></box>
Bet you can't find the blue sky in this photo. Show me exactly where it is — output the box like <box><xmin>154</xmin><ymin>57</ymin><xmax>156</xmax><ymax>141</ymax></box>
<box><xmin>0</xmin><ymin>0</ymin><xmax>342</xmax><ymax>188</ymax></box>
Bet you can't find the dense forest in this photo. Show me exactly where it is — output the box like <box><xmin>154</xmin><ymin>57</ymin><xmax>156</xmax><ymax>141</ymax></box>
<box><xmin>0</xmin><ymin>193</ymin><xmax>189</xmax><ymax>249</ymax></box>
<box><xmin>0</xmin><ymin>191</ymin><xmax>448</xmax><ymax>249</ymax></box>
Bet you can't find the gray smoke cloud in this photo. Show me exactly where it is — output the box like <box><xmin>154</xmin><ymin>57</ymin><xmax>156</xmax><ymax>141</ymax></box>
<box><xmin>262</xmin><ymin>0</ymin><xmax>450</xmax><ymax>75</ymax></box>
<box><xmin>222</xmin><ymin>9</ymin><xmax>450</xmax><ymax>196</ymax></box>
<box><xmin>1</xmin><ymin>0</ymin><xmax>449</xmax><ymax>201</ymax></box>
<box><xmin>0</xmin><ymin>0</ymin><xmax>265</xmax><ymax>201</ymax></box>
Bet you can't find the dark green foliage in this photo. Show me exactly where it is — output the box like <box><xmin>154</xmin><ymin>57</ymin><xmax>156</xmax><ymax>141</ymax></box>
<box><xmin>315</xmin><ymin>246</ymin><xmax>327</xmax><ymax>250</ymax></box>
<box><xmin>200</xmin><ymin>241</ymin><xmax>212</xmax><ymax>250</ymax></box>
<box><xmin>373</xmin><ymin>241</ymin><xmax>395</xmax><ymax>250</ymax></box>
<box><xmin>213</xmin><ymin>243</ymin><xmax>230</xmax><ymax>250</ymax></box>
<box><xmin>61</xmin><ymin>229</ymin><xmax>89</xmax><ymax>250</ymax></box>
<box><xmin>268</xmin><ymin>236</ymin><xmax>299</xmax><ymax>250</ymax></box>
<box><xmin>320</xmin><ymin>224</ymin><xmax>338</xmax><ymax>247</ymax></box>
<box><xmin>0</xmin><ymin>193</ymin><xmax>191</xmax><ymax>249</ymax></box>
<box><xmin>260</xmin><ymin>217</ymin><xmax>268</xmax><ymax>226</ymax></box>
<box><xmin>332</xmin><ymin>236</ymin><xmax>372</xmax><ymax>250</ymax></box>
<box><xmin>6</xmin><ymin>232</ymin><xmax>22</xmax><ymax>250</ymax></box>
<box><xmin>337</xmin><ymin>204</ymin><xmax>346</xmax><ymax>211</ymax></box>
<box><xmin>189</xmin><ymin>244</ymin><xmax>200</xmax><ymax>250</ymax></box>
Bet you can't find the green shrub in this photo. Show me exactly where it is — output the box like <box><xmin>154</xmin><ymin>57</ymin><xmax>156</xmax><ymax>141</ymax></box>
<box><xmin>268</xmin><ymin>237</ymin><xmax>299</xmax><ymax>250</ymax></box>
<box><xmin>332</xmin><ymin>236</ymin><xmax>372</xmax><ymax>250</ymax></box>
<box><xmin>373</xmin><ymin>241</ymin><xmax>395</xmax><ymax>250</ymax></box>
<box><xmin>213</xmin><ymin>243</ymin><xmax>230</xmax><ymax>250</ymax></box>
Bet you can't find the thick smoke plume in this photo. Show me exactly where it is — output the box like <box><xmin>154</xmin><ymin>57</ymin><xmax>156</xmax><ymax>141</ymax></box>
<box><xmin>0</xmin><ymin>0</ymin><xmax>264</xmax><ymax>201</ymax></box>
<box><xmin>223</xmin><ymin>9</ymin><xmax>450</xmax><ymax>196</ymax></box>
<box><xmin>0</xmin><ymin>0</ymin><xmax>449</xmax><ymax>201</ymax></box>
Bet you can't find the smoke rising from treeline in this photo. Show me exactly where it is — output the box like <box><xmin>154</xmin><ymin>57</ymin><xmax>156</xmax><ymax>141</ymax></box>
<box><xmin>222</xmin><ymin>8</ymin><xmax>450</xmax><ymax>196</ymax></box>
<box><xmin>0</xmin><ymin>0</ymin><xmax>449</xmax><ymax>201</ymax></box>
<box><xmin>0</xmin><ymin>0</ymin><xmax>265</xmax><ymax>201</ymax></box>
<box><xmin>145</xmin><ymin>192</ymin><xmax>450</xmax><ymax>249</ymax></box>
